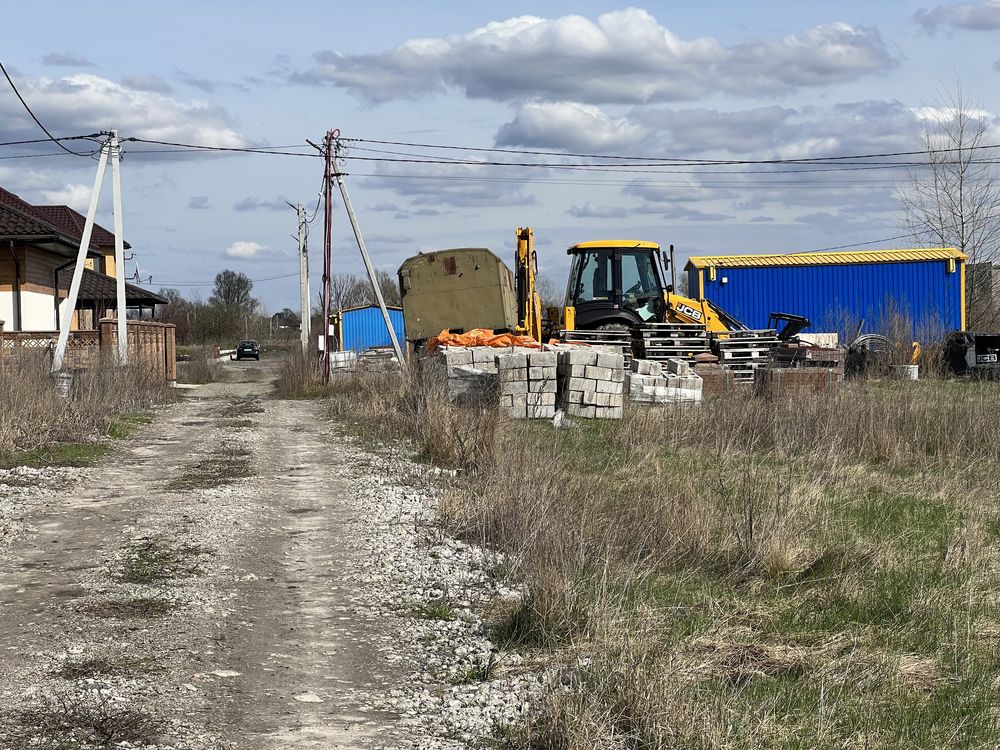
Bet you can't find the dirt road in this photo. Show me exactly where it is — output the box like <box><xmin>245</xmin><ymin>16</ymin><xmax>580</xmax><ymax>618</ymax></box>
<box><xmin>0</xmin><ymin>356</ymin><xmax>483</xmax><ymax>749</ymax></box>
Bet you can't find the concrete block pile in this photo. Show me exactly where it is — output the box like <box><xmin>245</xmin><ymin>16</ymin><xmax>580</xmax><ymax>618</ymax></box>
<box><xmin>627</xmin><ymin>357</ymin><xmax>703</xmax><ymax>404</ymax></box>
<box><xmin>496</xmin><ymin>350</ymin><xmax>558</xmax><ymax>419</ymax></box>
<box><xmin>430</xmin><ymin>345</ymin><xmax>500</xmax><ymax>404</ymax></box>
<box><xmin>553</xmin><ymin>346</ymin><xmax>626</xmax><ymax>419</ymax></box>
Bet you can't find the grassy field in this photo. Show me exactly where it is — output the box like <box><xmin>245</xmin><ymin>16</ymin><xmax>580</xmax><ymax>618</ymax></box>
<box><xmin>296</xmin><ymin>363</ymin><xmax>1000</xmax><ymax>748</ymax></box>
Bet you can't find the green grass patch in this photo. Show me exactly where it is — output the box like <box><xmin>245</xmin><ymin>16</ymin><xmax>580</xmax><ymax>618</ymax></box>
<box><xmin>413</xmin><ymin>599</ymin><xmax>456</xmax><ymax>621</ymax></box>
<box><xmin>116</xmin><ymin>536</ymin><xmax>212</xmax><ymax>583</ymax></box>
<box><xmin>0</xmin><ymin>442</ymin><xmax>110</xmax><ymax>469</ymax></box>
<box><xmin>106</xmin><ymin>411</ymin><xmax>154</xmax><ymax>439</ymax></box>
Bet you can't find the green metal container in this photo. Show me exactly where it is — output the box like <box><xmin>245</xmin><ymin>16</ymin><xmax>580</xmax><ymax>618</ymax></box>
<box><xmin>398</xmin><ymin>248</ymin><xmax>517</xmax><ymax>342</ymax></box>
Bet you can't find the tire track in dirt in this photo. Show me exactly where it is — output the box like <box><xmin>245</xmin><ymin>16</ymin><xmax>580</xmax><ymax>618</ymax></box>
<box><xmin>0</xmin><ymin>358</ymin><xmax>410</xmax><ymax>749</ymax></box>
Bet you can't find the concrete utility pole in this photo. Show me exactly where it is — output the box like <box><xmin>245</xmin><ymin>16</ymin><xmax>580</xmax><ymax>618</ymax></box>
<box><xmin>322</xmin><ymin>130</ymin><xmax>335</xmax><ymax>383</ymax></box>
<box><xmin>334</xmin><ymin>169</ymin><xmax>407</xmax><ymax>370</ymax></box>
<box><xmin>52</xmin><ymin>137</ymin><xmax>111</xmax><ymax>372</ymax></box>
<box><xmin>110</xmin><ymin>130</ymin><xmax>128</xmax><ymax>363</ymax></box>
<box><xmin>297</xmin><ymin>203</ymin><xmax>311</xmax><ymax>354</ymax></box>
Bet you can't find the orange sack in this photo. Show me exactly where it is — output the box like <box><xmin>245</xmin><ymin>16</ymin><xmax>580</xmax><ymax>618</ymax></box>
<box><xmin>427</xmin><ymin>328</ymin><xmax>541</xmax><ymax>353</ymax></box>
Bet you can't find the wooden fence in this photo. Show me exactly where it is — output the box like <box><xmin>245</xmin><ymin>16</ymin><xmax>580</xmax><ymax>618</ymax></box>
<box><xmin>0</xmin><ymin>319</ymin><xmax>177</xmax><ymax>383</ymax></box>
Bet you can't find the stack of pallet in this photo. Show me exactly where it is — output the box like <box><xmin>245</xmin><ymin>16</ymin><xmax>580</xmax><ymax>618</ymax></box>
<box><xmin>496</xmin><ymin>350</ymin><xmax>558</xmax><ymax>419</ymax></box>
<box><xmin>627</xmin><ymin>358</ymin><xmax>703</xmax><ymax>404</ymax></box>
<box><xmin>551</xmin><ymin>345</ymin><xmax>625</xmax><ymax>419</ymax></box>
<box><xmin>756</xmin><ymin>341</ymin><xmax>846</xmax><ymax>397</ymax></box>
<box><xmin>559</xmin><ymin>329</ymin><xmax>632</xmax><ymax>368</ymax></box>
<box><xmin>633</xmin><ymin>324</ymin><xmax>711</xmax><ymax>365</ymax></box>
<box><xmin>769</xmin><ymin>342</ymin><xmax>846</xmax><ymax>371</ymax></box>
<box><xmin>710</xmin><ymin>329</ymin><xmax>780</xmax><ymax>383</ymax></box>
<box><xmin>755</xmin><ymin>366</ymin><xmax>844</xmax><ymax>397</ymax></box>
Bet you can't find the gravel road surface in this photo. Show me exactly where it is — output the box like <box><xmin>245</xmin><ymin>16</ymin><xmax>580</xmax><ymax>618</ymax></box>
<box><xmin>0</xmin><ymin>356</ymin><xmax>538</xmax><ymax>749</ymax></box>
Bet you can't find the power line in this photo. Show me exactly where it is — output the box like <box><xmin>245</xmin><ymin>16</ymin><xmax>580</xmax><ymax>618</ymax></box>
<box><xmin>0</xmin><ymin>60</ymin><xmax>90</xmax><ymax>156</ymax></box>
<box><xmin>155</xmin><ymin>272</ymin><xmax>299</xmax><ymax>287</ymax></box>
<box><xmin>123</xmin><ymin>137</ymin><xmax>319</xmax><ymax>158</ymax></box>
<box><xmin>343</xmin><ymin>135</ymin><xmax>1000</xmax><ymax>165</ymax></box>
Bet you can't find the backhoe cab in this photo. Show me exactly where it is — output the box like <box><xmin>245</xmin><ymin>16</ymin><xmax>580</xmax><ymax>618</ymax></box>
<box><xmin>562</xmin><ymin>240</ymin><xmax>745</xmax><ymax>334</ymax></box>
<box><xmin>564</xmin><ymin>241</ymin><xmax>666</xmax><ymax>330</ymax></box>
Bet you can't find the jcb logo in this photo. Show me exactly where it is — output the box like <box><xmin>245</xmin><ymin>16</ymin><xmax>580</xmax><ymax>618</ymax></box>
<box><xmin>677</xmin><ymin>304</ymin><xmax>703</xmax><ymax>321</ymax></box>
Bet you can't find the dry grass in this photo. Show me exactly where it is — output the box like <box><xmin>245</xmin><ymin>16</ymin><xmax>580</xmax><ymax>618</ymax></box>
<box><xmin>0</xmin><ymin>352</ymin><xmax>170</xmax><ymax>464</ymax></box>
<box><xmin>325</xmin><ymin>370</ymin><xmax>1000</xmax><ymax>748</ymax></box>
<box><xmin>176</xmin><ymin>347</ymin><xmax>222</xmax><ymax>384</ymax></box>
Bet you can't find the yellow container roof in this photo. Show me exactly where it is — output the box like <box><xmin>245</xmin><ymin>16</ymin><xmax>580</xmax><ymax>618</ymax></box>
<box><xmin>569</xmin><ymin>239</ymin><xmax>660</xmax><ymax>251</ymax></box>
<box><xmin>685</xmin><ymin>247</ymin><xmax>966</xmax><ymax>269</ymax></box>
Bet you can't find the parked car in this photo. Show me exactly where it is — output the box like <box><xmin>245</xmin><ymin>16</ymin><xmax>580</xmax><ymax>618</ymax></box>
<box><xmin>235</xmin><ymin>340</ymin><xmax>260</xmax><ymax>361</ymax></box>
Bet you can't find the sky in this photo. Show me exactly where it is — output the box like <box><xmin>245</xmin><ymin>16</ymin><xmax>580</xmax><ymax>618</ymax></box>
<box><xmin>2</xmin><ymin>1</ymin><xmax>1000</xmax><ymax>313</ymax></box>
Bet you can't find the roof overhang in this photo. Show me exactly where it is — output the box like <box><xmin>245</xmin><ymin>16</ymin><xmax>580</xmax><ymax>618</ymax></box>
<box><xmin>7</xmin><ymin>235</ymin><xmax>101</xmax><ymax>259</ymax></box>
<box><xmin>685</xmin><ymin>247</ymin><xmax>967</xmax><ymax>270</ymax></box>
<box><xmin>568</xmin><ymin>240</ymin><xmax>660</xmax><ymax>253</ymax></box>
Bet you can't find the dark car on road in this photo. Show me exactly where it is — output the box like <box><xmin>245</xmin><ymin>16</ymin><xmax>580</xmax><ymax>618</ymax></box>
<box><xmin>235</xmin><ymin>340</ymin><xmax>260</xmax><ymax>361</ymax></box>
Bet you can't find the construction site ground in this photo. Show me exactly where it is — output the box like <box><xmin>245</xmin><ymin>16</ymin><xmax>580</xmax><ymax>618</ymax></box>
<box><xmin>0</xmin><ymin>355</ymin><xmax>523</xmax><ymax>749</ymax></box>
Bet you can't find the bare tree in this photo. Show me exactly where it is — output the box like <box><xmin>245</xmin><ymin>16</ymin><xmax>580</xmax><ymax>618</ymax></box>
<box><xmin>899</xmin><ymin>81</ymin><xmax>1000</xmax><ymax>327</ymax></box>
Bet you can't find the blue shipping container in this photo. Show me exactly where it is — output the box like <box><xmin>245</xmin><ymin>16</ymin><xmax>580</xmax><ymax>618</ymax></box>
<box><xmin>336</xmin><ymin>305</ymin><xmax>405</xmax><ymax>352</ymax></box>
<box><xmin>685</xmin><ymin>249</ymin><xmax>966</xmax><ymax>335</ymax></box>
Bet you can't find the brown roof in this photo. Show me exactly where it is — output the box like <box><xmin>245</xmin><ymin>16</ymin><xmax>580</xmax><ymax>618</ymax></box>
<box><xmin>0</xmin><ymin>203</ymin><xmax>67</xmax><ymax>238</ymax></box>
<box><xmin>35</xmin><ymin>205</ymin><xmax>130</xmax><ymax>250</ymax></box>
<box><xmin>0</xmin><ymin>187</ymin><xmax>127</xmax><ymax>251</ymax></box>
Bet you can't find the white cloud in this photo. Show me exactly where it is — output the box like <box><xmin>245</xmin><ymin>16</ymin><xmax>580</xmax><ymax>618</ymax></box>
<box><xmin>0</xmin><ymin>73</ymin><xmax>248</xmax><ymax>151</ymax></box>
<box><xmin>291</xmin><ymin>9</ymin><xmax>894</xmax><ymax>104</ymax></box>
<box><xmin>915</xmin><ymin>1</ymin><xmax>1000</xmax><ymax>33</ymax></box>
<box><xmin>226</xmin><ymin>241</ymin><xmax>266</xmax><ymax>259</ymax></box>
<box><xmin>567</xmin><ymin>201</ymin><xmax>628</xmax><ymax>219</ymax></box>
<box><xmin>496</xmin><ymin>102</ymin><xmax>647</xmax><ymax>151</ymax></box>
<box><xmin>38</xmin><ymin>184</ymin><xmax>92</xmax><ymax>212</ymax></box>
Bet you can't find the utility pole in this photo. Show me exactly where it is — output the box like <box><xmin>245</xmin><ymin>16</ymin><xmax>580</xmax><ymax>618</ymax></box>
<box><xmin>297</xmin><ymin>203</ymin><xmax>310</xmax><ymax>354</ymax></box>
<box><xmin>322</xmin><ymin>130</ymin><xmax>335</xmax><ymax>383</ymax></box>
<box><xmin>52</xmin><ymin>136</ymin><xmax>111</xmax><ymax>372</ymax></box>
<box><xmin>110</xmin><ymin>130</ymin><xmax>128</xmax><ymax>363</ymax></box>
<box><xmin>334</xmin><ymin>167</ymin><xmax>407</xmax><ymax>370</ymax></box>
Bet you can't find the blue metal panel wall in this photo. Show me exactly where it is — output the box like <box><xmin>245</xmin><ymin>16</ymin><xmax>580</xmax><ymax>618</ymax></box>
<box><xmin>341</xmin><ymin>306</ymin><xmax>405</xmax><ymax>351</ymax></box>
<box><xmin>700</xmin><ymin>260</ymin><xmax>963</xmax><ymax>334</ymax></box>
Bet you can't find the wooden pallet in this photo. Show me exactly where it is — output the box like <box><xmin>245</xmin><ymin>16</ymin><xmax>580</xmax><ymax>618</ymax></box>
<box><xmin>634</xmin><ymin>324</ymin><xmax>711</xmax><ymax>364</ymax></box>
<box><xmin>711</xmin><ymin>329</ymin><xmax>778</xmax><ymax>381</ymax></box>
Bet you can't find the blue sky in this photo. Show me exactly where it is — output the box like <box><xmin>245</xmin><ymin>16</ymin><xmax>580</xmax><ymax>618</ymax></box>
<box><xmin>2</xmin><ymin>1</ymin><xmax>999</xmax><ymax>311</ymax></box>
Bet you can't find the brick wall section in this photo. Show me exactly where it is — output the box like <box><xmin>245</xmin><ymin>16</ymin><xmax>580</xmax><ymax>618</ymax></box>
<box><xmin>0</xmin><ymin>319</ymin><xmax>176</xmax><ymax>382</ymax></box>
<box><xmin>99</xmin><ymin>319</ymin><xmax>175</xmax><ymax>382</ymax></box>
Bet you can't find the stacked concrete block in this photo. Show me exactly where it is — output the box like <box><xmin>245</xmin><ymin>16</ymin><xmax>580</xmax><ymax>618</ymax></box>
<box><xmin>626</xmin><ymin>358</ymin><xmax>703</xmax><ymax>404</ymax></box>
<box><xmin>430</xmin><ymin>346</ymin><xmax>499</xmax><ymax>405</ymax></box>
<box><xmin>552</xmin><ymin>346</ymin><xmax>626</xmax><ymax>419</ymax></box>
<box><xmin>497</xmin><ymin>350</ymin><xmax>558</xmax><ymax>419</ymax></box>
